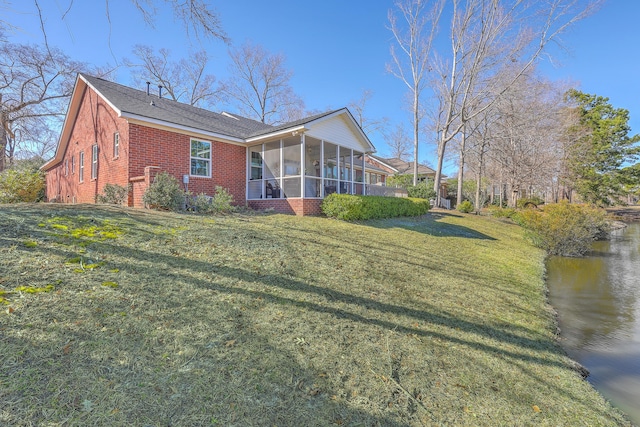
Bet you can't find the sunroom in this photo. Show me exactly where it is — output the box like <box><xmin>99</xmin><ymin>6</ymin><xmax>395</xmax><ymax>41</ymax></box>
<box><xmin>245</xmin><ymin>109</ymin><xmax>377</xmax><ymax>215</ymax></box>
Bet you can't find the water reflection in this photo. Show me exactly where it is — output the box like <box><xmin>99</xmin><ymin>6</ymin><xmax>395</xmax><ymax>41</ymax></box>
<box><xmin>547</xmin><ymin>223</ymin><xmax>640</xmax><ymax>423</ymax></box>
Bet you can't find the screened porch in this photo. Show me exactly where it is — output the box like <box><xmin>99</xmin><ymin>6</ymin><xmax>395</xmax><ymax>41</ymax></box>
<box><xmin>247</xmin><ymin>135</ymin><xmax>368</xmax><ymax>200</ymax></box>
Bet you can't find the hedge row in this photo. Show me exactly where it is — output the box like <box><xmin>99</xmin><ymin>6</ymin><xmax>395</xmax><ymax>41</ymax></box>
<box><xmin>321</xmin><ymin>194</ymin><xmax>429</xmax><ymax>220</ymax></box>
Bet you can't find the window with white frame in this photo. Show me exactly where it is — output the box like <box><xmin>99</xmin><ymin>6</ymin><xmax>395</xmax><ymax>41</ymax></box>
<box><xmin>113</xmin><ymin>132</ymin><xmax>120</xmax><ymax>158</ymax></box>
<box><xmin>190</xmin><ymin>139</ymin><xmax>211</xmax><ymax>177</ymax></box>
<box><xmin>71</xmin><ymin>155</ymin><xmax>75</xmax><ymax>174</ymax></box>
<box><xmin>91</xmin><ymin>144</ymin><xmax>98</xmax><ymax>179</ymax></box>
<box><xmin>79</xmin><ymin>151</ymin><xmax>84</xmax><ymax>183</ymax></box>
<box><xmin>64</xmin><ymin>159</ymin><xmax>69</xmax><ymax>176</ymax></box>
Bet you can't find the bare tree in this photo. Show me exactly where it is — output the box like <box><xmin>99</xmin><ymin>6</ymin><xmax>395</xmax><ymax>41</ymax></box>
<box><xmin>348</xmin><ymin>89</ymin><xmax>389</xmax><ymax>137</ymax></box>
<box><xmin>430</xmin><ymin>0</ymin><xmax>600</xmax><ymax>207</ymax></box>
<box><xmin>0</xmin><ymin>42</ymin><xmax>84</xmax><ymax>171</ymax></box>
<box><xmin>4</xmin><ymin>0</ymin><xmax>227</xmax><ymax>52</ymax></box>
<box><xmin>126</xmin><ymin>45</ymin><xmax>220</xmax><ymax>108</ymax></box>
<box><xmin>484</xmin><ymin>72</ymin><xmax>567</xmax><ymax>207</ymax></box>
<box><xmin>221</xmin><ymin>42</ymin><xmax>306</xmax><ymax>125</ymax></box>
<box><xmin>386</xmin><ymin>123</ymin><xmax>413</xmax><ymax>160</ymax></box>
<box><xmin>387</xmin><ymin>0</ymin><xmax>444</xmax><ymax>186</ymax></box>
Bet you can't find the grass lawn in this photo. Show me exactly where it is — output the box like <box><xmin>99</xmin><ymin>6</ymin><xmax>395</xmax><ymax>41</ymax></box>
<box><xmin>0</xmin><ymin>204</ymin><xmax>631</xmax><ymax>426</ymax></box>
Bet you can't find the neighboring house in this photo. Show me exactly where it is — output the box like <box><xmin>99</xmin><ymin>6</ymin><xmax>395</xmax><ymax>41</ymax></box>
<box><xmin>42</xmin><ymin>74</ymin><xmax>385</xmax><ymax>215</ymax></box>
<box><xmin>365</xmin><ymin>154</ymin><xmax>448</xmax><ymax>201</ymax></box>
<box><xmin>365</xmin><ymin>154</ymin><xmax>436</xmax><ymax>180</ymax></box>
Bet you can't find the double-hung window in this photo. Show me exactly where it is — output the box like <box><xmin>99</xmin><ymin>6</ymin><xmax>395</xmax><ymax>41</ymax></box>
<box><xmin>113</xmin><ymin>132</ymin><xmax>120</xmax><ymax>158</ymax></box>
<box><xmin>79</xmin><ymin>151</ymin><xmax>85</xmax><ymax>183</ymax></box>
<box><xmin>190</xmin><ymin>139</ymin><xmax>211</xmax><ymax>177</ymax></box>
<box><xmin>91</xmin><ymin>145</ymin><xmax>98</xmax><ymax>180</ymax></box>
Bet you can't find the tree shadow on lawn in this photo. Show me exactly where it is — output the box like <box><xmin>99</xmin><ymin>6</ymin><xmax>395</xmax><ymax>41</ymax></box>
<box><xmin>275</xmin><ymin>220</ymin><xmax>535</xmax><ymax>308</ymax></box>
<box><xmin>362</xmin><ymin>212</ymin><xmax>497</xmax><ymax>240</ymax></box>
<box><xmin>10</xmin><ymin>237</ymin><xmax>615</xmax><ymax>420</ymax></box>
<box><xmin>0</xmin><ymin>310</ymin><xmax>411</xmax><ymax>427</ymax></box>
<box><xmin>96</xmin><ymin>243</ymin><xmax>615</xmax><ymax>414</ymax></box>
<box><xmin>89</xmin><ymin>241</ymin><xmax>573</xmax><ymax>368</ymax></box>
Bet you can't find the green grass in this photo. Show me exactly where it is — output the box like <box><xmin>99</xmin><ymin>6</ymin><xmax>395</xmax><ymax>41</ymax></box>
<box><xmin>0</xmin><ymin>204</ymin><xmax>631</xmax><ymax>426</ymax></box>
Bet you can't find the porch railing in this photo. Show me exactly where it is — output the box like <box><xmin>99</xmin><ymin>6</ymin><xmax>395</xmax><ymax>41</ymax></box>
<box><xmin>365</xmin><ymin>185</ymin><xmax>408</xmax><ymax>198</ymax></box>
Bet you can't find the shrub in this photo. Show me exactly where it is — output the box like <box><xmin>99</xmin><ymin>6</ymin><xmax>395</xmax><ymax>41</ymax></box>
<box><xmin>211</xmin><ymin>186</ymin><xmax>234</xmax><ymax>213</ymax></box>
<box><xmin>516</xmin><ymin>196</ymin><xmax>545</xmax><ymax>209</ymax></box>
<box><xmin>142</xmin><ymin>172</ymin><xmax>185</xmax><ymax>211</ymax></box>
<box><xmin>407</xmin><ymin>184</ymin><xmax>436</xmax><ymax>200</ymax></box>
<box><xmin>487</xmin><ymin>206</ymin><xmax>517</xmax><ymax>219</ymax></box>
<box><xmin>457</xmin><ymin>200</ymin><xmax>474</xmax><ymax>213</ymax></box>
<box><xmin>386</xmin><ymin>174</ymin><xmax>414</xmax><ymax>189</ymax></box>
<box><xmin>190</xmin><ymin>187</ymin><xmax>235</xmax><ymax>214</ymax></box>
<box><xmin>0</xmin><ymin>169</ymin><xmax>45</xmax><ymax>203</ymax></box>
<box><xmin>514</xmin><ymin>201</ymin><xmax>609</xmax><ymax>256</ymax></box>
<box><xmin>321</xmin><ymin>194</ymin><xmax>429</xmax><ymax>221</ymax></box>
<box><xmin>96</xmin><ymin>183</ymin><xmax>130</xmax><ymax>205</ymax></box>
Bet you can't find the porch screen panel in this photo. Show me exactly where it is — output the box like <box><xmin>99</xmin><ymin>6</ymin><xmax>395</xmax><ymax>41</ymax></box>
<box><xmin>264</xmin><ymin>141</ymin><xmax>281</xmax><ymax>198</ymax></box>
<box><xmin>305</xmin><ymin>137</ymin><xmax>321</xmax><ymax>177</ymax></box>
<box><xmin>248</xmin><ymin>180</ymin><xmax>262</xmax><ymax>199</ymax></box>
<box><xmin>282</xmin><ymin>177</ymin><xmax>301</xmax><ymax>198</ymax></box>
<box><xmin>264</xmin><ymin>141</ymin><xmax>280</xmax><ymax>180</ymax></box>
<box><xmin>305</xmin><ymin>178</ymin><xmax>321</xmax><ymax>197</ymax></box>
<box><xmin>353</xmin><ymin>151</ymin><xmax>364</xmax><ymax>195</ymax></box>
<box><xmin>282</xmin><ymin>137</ymin><xmax>301</xmax><ymax>177</ymax></box>
<box><xmin>324</xmin><ymin>142</ymin><xmax>338</xmax><ymax>180</ymax></box>
<box><xmin>339</xmin><ymin>146</ymin><xmax>352</xmax><ymax>194</ymax></box>
<box><xmin>304</xmin><ymin>137</ymin><xmax>322</xmax><ymax>197</ymax></box>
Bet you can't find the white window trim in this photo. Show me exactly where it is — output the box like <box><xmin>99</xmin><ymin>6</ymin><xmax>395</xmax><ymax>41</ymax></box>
<box><xmin>79</xmin><ymin>151</ymin><xmax>85</xmax><ymax>183</ymax></box>
<box><xmin>190</xmin><ymin>138</ymin><xmax>212</xmax><ymax>178</ymax></box>
<box><xmin>113</xmin><ymin>132</ymin><xmax>120</xmax><ymax>159</ymax></box>
<box><xmin>91</xmin><ymin>144</ymin><xmax>98</xmax><ymax>180</ymax></box>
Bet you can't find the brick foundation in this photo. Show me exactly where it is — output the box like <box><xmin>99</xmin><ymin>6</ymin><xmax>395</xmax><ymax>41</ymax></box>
<box><xmin>248</xmin><ymin>198</ymin><xmax>323</xmax><ymax>216</ymax></box>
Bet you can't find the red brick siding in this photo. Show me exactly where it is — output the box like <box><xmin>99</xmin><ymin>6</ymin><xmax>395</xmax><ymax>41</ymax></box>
<box><xmin>128</xmin><ymin>124</ymin><xmax>246</xmax><ymax>206</ymax></box>
<box><xmin>365</xmin><ymin>156</ymin><xmax>395</xmax><ymax>184</ymax></box>
<box><xmin>45</xmin><ymin>88</ymin><xmax>130</xmax><ymax>203</ymax></box>
<box><xmin>248</xmin><ymin>198</ymin><xmax>323</xmax><ymax>216</ymax></box>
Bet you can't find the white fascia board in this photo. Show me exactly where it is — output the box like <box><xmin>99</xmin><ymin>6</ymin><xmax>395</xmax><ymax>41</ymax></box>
<box><xmin>122</xmin><ymin>113</ymin><xmax>247</xmax><ymax>145</ymax></box>
<box><xmin>367</xmin><ymin>154</ymin><xmax>399</xmax><ymax>173</ymax></box>
<box><xmin>41</xmin><ymin>75</ymin><xmax>87</xmax><ymax>171</ymax></box>
<box><xmin>244</xmin><ymin>125</ymin><xmax>308</xmax><ymax>143</ymax></box>
<box><xmin>80</xmin><ymin>74</ymin><xmax>122</xmax><ymax>117</ymax></box>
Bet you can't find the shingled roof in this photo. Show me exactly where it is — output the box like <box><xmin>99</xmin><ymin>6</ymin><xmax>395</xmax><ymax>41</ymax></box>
<box><xmin>368</xmin><ymin>154</ymin><xmax>436</xmax><ymax>175</ymax></box>
<box><xmin>82</xmin><ymin>74</ymin><xmax>274</xmax><ymax>140</ymax></box>
<box><xmin>42</xmin><ymin>74</ymin><xmax>375</xmax><ymax>171</ymax></box>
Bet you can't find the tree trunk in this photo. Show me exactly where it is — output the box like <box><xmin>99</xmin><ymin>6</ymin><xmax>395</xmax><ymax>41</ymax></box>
<box><xmin>433</xmin><ymin>134</ymin><xmax>447</xmax><ymax>208</ymax></box>
<box><xmin>0</xmin><ymin>96</ymin><xmax>7</xmax><ymax>172</ymax></box>
<box><xmin>456</xmin><ymin>129</ymin><xmax>466</xmax><ymax>206</ymax></box>
<box><xmin>413</xmin><ymin>91</ymin><xmax>419</xmax><ymax>186</ymax></box>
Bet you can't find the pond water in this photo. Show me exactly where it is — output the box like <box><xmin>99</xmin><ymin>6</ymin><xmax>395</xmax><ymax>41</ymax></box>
<box><xmin>547</xmin><ymin>223</ymin><xmax>640</xmax><ymax>423</ymax></box>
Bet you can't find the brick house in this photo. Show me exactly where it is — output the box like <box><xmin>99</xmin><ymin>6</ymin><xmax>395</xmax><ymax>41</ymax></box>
<box><xmin>42</xmin><ymin>74</ymin><xmax>385</xmax><ymax>215</ymax></box>
<box><xmin>365</xmin><ymin>154</ymin><xmax>449</xmax><ymax>204</ymax></box>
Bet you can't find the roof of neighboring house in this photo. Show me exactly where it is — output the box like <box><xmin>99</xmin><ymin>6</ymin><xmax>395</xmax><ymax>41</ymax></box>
<box><xmin>364</xmin><ymin>163</ymin><xmax>388</xmax><ymax>174</ymax></box>
<box><xmin>42</xmin><ymin>74</ymin><xmax>375</xmax><ymax>171</ymax></box>
<box><xmin>367</xmin><ymin>154</ymin><xmax>436</xmax><ymax>175</ymax></box>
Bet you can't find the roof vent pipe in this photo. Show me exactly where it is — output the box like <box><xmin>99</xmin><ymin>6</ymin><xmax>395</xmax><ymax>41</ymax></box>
<box><xmin>146</xmin><ymin>81</ymin><xmax>150</xmax><ymax>96</ymax></box>
<box><xmin>158</xmin><ymin>85</ymin><xmax>163</xmax><ymax>99</ymax></box>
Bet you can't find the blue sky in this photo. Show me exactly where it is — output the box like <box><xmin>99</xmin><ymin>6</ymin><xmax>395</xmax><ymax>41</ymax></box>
<box><xmin>6</xmin><ymin>0</ymin><xmax>639</xmax><ymax>170</ymax></box>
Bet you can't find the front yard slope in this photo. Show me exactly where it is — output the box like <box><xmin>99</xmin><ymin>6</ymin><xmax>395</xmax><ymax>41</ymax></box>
<box><xmin>0</xmin><ymin>204</ymin><xmax>630</xmax><ymax>426</ymax></box>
